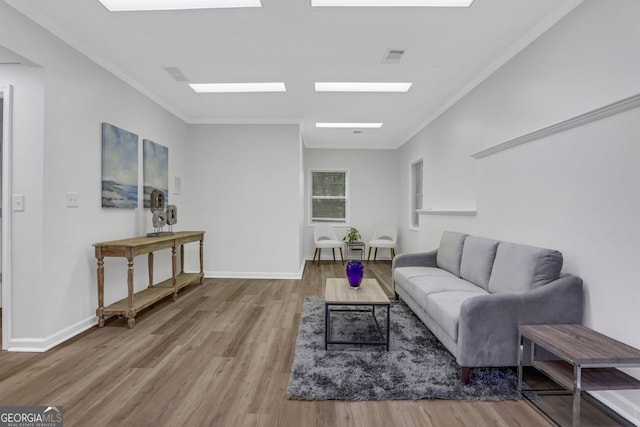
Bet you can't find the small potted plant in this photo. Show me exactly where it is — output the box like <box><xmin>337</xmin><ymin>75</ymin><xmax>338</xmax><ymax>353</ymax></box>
<box><xmin>342</xmin><ymin>227</ymin><xmax>361</xmax><ymax>243</ymax></box>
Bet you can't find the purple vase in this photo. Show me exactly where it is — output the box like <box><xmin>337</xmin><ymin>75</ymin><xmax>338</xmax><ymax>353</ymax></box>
<box><xmin>346</xmin><ymin>260</ymin><xmax>364</xmax><ymax>288</ymax></box>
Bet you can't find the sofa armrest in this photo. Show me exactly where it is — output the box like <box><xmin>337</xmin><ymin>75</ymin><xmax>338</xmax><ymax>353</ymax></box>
<box><xmin>456</xmin><ymin>275</ymin><xmax>584</xmax><ymax>367</ymax></box>
<box><xmin>391</xmin><ymin>249</ymin><xmax>438</xmax><ymax>270</ymax></box>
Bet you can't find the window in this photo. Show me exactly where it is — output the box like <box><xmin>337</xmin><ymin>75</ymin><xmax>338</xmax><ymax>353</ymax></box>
<box><xmin>310</xmin><ymin>170</ymin><xmax>348</xmax><ymax>223</ymax></box>
<box><xmin>411</xmin><ymin>159</ymin><xmax>423</xmax><ymax>227</ymax></box>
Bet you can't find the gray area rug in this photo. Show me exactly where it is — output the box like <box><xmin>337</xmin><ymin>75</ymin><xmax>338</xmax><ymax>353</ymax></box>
<box><xmin>287</xmin><ymin>296</ymin><xmax>523</xmax><ymax>401</ymax></box>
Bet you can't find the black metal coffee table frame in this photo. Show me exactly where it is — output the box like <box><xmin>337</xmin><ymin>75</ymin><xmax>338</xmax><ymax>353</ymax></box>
<box><xmin>324</xmin><ymin>302</ymin><xmax>390</xmax><ymax>351</ymax></box>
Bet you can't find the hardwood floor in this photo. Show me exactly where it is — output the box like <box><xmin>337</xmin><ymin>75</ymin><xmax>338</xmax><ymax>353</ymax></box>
<box><xmin>0</xmin><ymin>262</ymin><xmax>626</xmax><ymax>426</ymax></box>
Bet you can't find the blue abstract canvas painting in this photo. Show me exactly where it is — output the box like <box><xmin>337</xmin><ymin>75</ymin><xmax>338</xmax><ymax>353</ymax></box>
<box><xmin>143</xmin><ymin>139</ymin><xmax>169</xmax><ymax>208</ymax></box>
<box><xmin>101</xmin><ymin>123</ymin><xmax>139</xmax><ymax>208</ymax></box>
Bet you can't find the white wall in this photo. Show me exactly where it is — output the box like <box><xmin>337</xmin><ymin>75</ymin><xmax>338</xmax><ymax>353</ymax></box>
<box><xmin>0</xmin><ymin>97</ymin><xmax>2</xmax><ymax>308</ymax></box>
<box><xmin>183</xmin><ymin>124</ymin><xmax>304</xmax><ymax>278</ymax></box>
<box><xmin>397</xmin><ymin>0</ymin><xmax>640</xmax><ymax>422</ymax></box>
<box><xmin>304</xmin><ymin>148</ymin><xmax>399</xmax><ymax>260</ymax></box>
<box><xmin>0</xmin><ymin>2</ymin><xmax>189</xmax><ymax>349</ymax></box>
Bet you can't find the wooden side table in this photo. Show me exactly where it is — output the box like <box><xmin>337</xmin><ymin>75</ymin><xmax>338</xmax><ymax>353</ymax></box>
<box><xmin>344</xmin><ymin>241</ymin><xmax>365</xmax><ymax>260</ymax></box>
<box><xmin>518</xmin><ymin>324</ymin><xmax>640</xmax><ymax>426</ymax></box>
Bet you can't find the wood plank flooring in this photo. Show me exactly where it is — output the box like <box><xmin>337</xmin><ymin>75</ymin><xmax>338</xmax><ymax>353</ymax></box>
<box><xmin>0</xmin><ymin>262</ymin><xmax>626</xmax><ymax>426</ymax></box>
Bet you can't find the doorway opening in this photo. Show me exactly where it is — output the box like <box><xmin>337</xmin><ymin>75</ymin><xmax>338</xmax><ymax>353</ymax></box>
<box><xmin>0</xmin><ymin>84</ymin><xmax>12</xmax><ymax>350</ymax></box>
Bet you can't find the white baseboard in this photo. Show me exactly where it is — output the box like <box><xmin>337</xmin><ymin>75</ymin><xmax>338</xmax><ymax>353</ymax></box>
<box><xmin>6</xmin><ymin>315</ymin><xmax>96</xmax><ymax>352</ymax></box>
<box><xmin>204</xmin><ymin>268</ymin><xmax>303</xmax><ymax>280</ymax></box>
<box><xmin>305</xmin><ymin>255</ymin><xmax>393</xmax><ymax>262</ymax></box>
<box><xmin>589</xmin><ymin>391</ymin><xmax>640</xmax><ymax>426</ymax></box>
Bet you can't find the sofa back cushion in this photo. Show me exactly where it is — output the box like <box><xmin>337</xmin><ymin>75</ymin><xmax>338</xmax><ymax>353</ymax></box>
<box><xmin>488</xmin><ymin>242</ymin><xmax>563</xmax><ymax>294</ymax></box>
<box><xmin>459</xmin><ymin>236</ymin><xmax>499</xmax><ymax>290</ymax></box>
<box><xmin>436</xmin><ymin>231</ymin><xmax>468</xmax><ymax>276</ymax></box>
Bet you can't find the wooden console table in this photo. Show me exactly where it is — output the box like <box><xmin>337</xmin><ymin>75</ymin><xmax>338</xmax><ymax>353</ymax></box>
<box><xmin>94</xmin><ymin>231</ymin><xmax>204</xmax><ymax>328</ymax></box>
<box><xmin>518</xmin><ymin>324</ymin><xmax>640</xmax><ymax>426</ymax></box>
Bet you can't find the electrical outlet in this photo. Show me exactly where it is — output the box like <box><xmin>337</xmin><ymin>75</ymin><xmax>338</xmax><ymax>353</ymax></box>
<box><xmin>12</xmin><ymin>194</ymin><xmax>25</xmax><ymax>211</ymax></box>
<box><xmin>66</xmin><ymin>192</ymin><xmax>80</xmax><ymax>207</ymax></box>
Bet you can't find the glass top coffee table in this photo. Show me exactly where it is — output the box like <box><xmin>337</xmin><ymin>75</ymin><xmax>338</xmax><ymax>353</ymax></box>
<box><xmin>324</xmin><ymin>278</ymin><xmax>391</xmax><ymax>351</ymax></box>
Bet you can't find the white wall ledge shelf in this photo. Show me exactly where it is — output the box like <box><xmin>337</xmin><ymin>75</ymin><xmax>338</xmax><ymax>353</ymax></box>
<box><xmin>418</xmin><ymin>209</ymin><xmax>477</xmax><ymax>216</ymax></box>
<box><xmin>470</xmin><ymin>93</ymin><xmax>640</xmax><ymax>160</ymax></box>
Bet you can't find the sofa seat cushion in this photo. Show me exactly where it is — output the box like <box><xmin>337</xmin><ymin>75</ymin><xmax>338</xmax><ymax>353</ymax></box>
<box><xmin>488</xmin><ymin>242</ymin><xmax>563</xmax><ymax>294</ymax></box>
<box><xmin>425</xmin><ymin>290</ymin><xmax>487</xmax><ymax>342</ymax></box>
<box><xmin>404</xmin><ymin>276</ymin><xmax>484</xmax><ymax>305</ymax></box>
<box><xmin>394</xmin><ymin>266</ymin><xmax>456</xmax><ymax>290</ymax></box>
<box><xmin>436</xmin><ymin>231</ymin><xmax>468</xmax><ymax>276</ymax></box>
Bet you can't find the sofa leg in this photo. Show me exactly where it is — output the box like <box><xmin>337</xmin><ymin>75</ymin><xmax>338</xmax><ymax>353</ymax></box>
<box><xmin>461</xmin><ymin>367</ymin><xmax>472</xmax><ymax>384</ymax></box>
<box><xmin>394</xmin><ymin>291</ymin><xmax>399</xmax><ymax>300</ymax></box>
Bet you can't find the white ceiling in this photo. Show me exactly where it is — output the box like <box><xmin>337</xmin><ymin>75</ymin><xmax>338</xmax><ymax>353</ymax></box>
<box><xmin>5</xmin><ymin>0</ymin><xmax>582</xmax><ymax>149</ymax></box>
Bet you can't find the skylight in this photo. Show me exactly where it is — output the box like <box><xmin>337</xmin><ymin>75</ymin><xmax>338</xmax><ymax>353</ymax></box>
<box><xmin>311</xmin><ymin>0</ymin><xmax>473</xmax><ymax>6</ymax></box>
<box><xmin>189</xmin><ymin>83</ymin><xmax>287</xmax><ymax>93</ymax></box>
<box><xmin>97</xmin><ymin>0</ymin><xmax>262</xmax><ymax>12</ymax></box>
<box><xmin>315</xmin><ymin>82</ymin><xmax>412</xmax><ymax>92</ymax></box>
<box><xmin>316</xmin><ymin>123</ymin><xmax>383</xmax><ymax>128</ymax></box>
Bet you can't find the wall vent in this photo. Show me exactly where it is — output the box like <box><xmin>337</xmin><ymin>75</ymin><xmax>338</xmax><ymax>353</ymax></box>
<box><xmin>381</xmin><ymin>49</ymin><xmax>405</xmax><ymax>64</ymax></box>
<box><xmin>163</xmin><ymin>66</ymin><xmax>190</xmax><ymax>82</ymax></box>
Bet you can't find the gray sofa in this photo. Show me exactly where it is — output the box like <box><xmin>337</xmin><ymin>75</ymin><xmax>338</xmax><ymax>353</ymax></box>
<box><xmin>392</xmin><ymin>231</ymin><xmax>583</xmax><ymax>383</ymax></box>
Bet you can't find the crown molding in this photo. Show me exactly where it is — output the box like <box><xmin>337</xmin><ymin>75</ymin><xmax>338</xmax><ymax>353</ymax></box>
<box><xmin>471</xmin><ymin>93</ymin><xmax>640</xmax><ymax>159</ymax></box>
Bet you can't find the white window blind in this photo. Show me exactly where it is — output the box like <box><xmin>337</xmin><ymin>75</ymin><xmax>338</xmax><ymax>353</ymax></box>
<box><xmin>310</xmin><ymin>170</ymin><xmax>348</xmax><ymax>223</ymax></box>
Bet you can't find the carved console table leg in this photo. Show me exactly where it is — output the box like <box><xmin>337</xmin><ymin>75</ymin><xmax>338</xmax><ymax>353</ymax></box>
<box><xmin>172</xmin><ymin>246</ymin><xmax>178</xmax><ymax>301</ymax></box>
<box><xmin>199</xmin><ymin>237</ymin><xmax>204</xmax><ymax>285</ymax></box>
<box><xmin>180</xmin><ymin>244</ymin><xmax>185</xmax><ymax>274</ymax></box>
<box><xmin>148</xmin><ymin>252</ymin><xmax>154</xmax><ymax>288</ymax></box>
<box><xmin>96</xmin><ymin>253</ymin><xmax>105</xmax><ymax>328</ymax></box>
<box><xmin>127</xmin><ymin>255</ymin><xmax>136</xmax><ymax>328</ymax></box>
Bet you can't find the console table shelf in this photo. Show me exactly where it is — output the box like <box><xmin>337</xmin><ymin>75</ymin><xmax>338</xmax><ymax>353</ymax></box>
<box><xmin>103</xmin><ymin>284</ymin><xmax>174</xmax><ymax>315</ymax></box>
<box><xmin>94</xmin><ymin>231</ymin><xmax>205</xmax><ymax>328</ymax></box>
<box><xmin>534</xmin><ymin>360</ymin><xmax>640</xmax><ymax>391</ymax></box>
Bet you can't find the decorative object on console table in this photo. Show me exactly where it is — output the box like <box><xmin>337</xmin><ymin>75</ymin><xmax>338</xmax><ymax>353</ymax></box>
<box><xmin>150</xmin><ymin>188</ymin><xmax>164</xmax><ymax>210</ymax></box>
<box><xmin>148</xmin><ymin>189</ymin><xmax>175</xmax><ymax>237</ymax></box>
<box><xmin>166</xmin><ymin>205</ymin><xmax>177</xmax><ymax>232</ymax></box>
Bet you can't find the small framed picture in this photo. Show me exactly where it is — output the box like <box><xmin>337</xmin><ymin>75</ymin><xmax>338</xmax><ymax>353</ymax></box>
<box><xmin>173</xmin><ymin>175</ymin><xmax>182</xmax><ymax>195</ymax></box>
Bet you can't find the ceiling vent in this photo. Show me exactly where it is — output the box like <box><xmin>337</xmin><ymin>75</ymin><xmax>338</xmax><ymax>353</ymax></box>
<box><xmin>381</xmin><ymin>49</ymin><xmax>405</xmax><ymax>64</ymax></box>
<box><xmin>163</xmin><ymin>66</ymin><xmax>190</xmax><ymax>82</ymax></box>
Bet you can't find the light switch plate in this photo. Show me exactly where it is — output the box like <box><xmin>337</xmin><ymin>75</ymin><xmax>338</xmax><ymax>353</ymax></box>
<box><xmin>66</xmin><ymin>192</ymin><xmax>80</xmax><ymax>207</ymax></box>
<box><xmin>12</xmin><ymin>194</ymin><xmax>25</xmax><ymax>211</ymax></box>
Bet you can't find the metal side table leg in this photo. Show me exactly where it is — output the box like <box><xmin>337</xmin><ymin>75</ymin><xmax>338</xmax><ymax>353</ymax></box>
<box><xmin>517</xmin><ymin>332</ymin><xmax>523</xmax><ymax>393</ymax></box>
<box><xmin>325</xmin><ymin>303</ymin><xmax>330</xmax><ymax>350</ymax></box>
<box><xmin>573</xmin><ymin>364</ymin><xmax>581</xmax><ymax>427</ymax></box>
